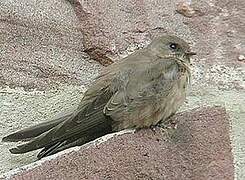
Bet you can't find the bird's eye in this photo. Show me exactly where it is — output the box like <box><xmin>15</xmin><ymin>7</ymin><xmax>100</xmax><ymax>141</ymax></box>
<box><xmin>169</xmin><ymin>43</ymin><xmax>177</xmax><ymax>50</ymax></box>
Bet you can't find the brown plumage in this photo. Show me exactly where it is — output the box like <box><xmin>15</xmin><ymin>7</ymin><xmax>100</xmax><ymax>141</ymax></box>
<box><xmin>2</xmin><ymin>35</ymin><xmax>196</xmax><ymax>159</ymax></box>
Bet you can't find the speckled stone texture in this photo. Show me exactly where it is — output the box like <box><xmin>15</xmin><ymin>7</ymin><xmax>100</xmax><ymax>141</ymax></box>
<box><xmin>0</xmin><ymin>0</ymin><xmax>102</xmax><ymax>90</ymax></box>
<box><xmin>69</xmin><ymin>0</ymin><xmax>196</xmax><ymax>66</ymax></box>
<box><xmin>4</xmin><ymin>107</ymin><xmax>234</xmax><ymax>180</ymax></box>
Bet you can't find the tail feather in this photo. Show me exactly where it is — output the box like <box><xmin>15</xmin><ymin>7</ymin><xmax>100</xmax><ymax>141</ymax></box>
<box><xmin>37</xmin><ymin>141</ymin><xmax>67</xmax><ymax>159</ymax></box>
<box><xmin>2</xmin><ymin>113</ymin><xmax>73</xmax><ymax>142</ymax></box>
<box><xmin>37</xmin><ymin>138</ymin><xmax>85</xmax><ymax>159</ymax></box>
<box><xmin>9</xmin><ymin>118</ymin><xmax>112</xmax><ymax>159</ymax></box>
<box><xmin>37</xmin><ymin>122</ymin><xmax>113</xmax><ymax>159</ymax></box>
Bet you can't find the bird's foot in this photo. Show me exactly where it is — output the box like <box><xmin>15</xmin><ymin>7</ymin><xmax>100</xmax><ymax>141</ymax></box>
<box><xmin>155</xmin><ymin>120</ymin><xmax>178</xmax><ymax>140</ymax></box>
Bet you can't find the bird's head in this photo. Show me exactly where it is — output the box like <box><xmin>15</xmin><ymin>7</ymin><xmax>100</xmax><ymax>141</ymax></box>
<box><xmin>148</xmin><ymin>35</ymin><xmax>196</xmax><ymax>63</ymax></box>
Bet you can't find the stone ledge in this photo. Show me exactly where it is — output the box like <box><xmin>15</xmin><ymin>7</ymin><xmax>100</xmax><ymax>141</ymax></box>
<box><xmin>1</xmin><ymin>106</ymin><xmax>234</xmax><ymax>180</ymax></box>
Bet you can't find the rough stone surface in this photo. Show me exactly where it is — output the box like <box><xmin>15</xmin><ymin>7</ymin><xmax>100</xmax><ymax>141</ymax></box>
<box><xmin>69</xmin><ymin>0</ymin><xmax>196</xmax><ymax>65</ymax></box>
<box><xmin>1</xmin><ymin>107</ymin><xmax>234</xmax><ymax>180</ymax></box>
<box><xmin>0</xmin><ymin>0</ymin><xmax>244</xmax><ymax>179</ymax></box>
<box><xmin>0</xmin><ymin>0</ymin><xmax>102</xmax><ymax>90</ymax></box>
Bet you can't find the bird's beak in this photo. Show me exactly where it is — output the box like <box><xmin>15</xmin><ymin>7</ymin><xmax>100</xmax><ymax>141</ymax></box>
<box><xmin>185</xmin><ymin>51</ymin><xmax>197</xmax><ymax>56</ymax></box>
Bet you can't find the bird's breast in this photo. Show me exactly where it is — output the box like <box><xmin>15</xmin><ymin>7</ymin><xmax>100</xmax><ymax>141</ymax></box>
<box><xmin>150</xmin><ymin>72</ymin><xmax>189</xmax><ymax>126</ymax></box>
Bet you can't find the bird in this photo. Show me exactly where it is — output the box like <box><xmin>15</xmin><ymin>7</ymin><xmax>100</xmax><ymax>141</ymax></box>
<box><xmin>2</xmin><ymin>35</ymin><xmax>196</xmax><ymax>159</ymax></box>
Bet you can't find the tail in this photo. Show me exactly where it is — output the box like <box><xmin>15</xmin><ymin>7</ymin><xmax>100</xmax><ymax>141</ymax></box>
<box><xmin>36</xmin><ymin>122</ymin><xmax>111</xmax><ymax>159</ymax></box>
<box><xmin>2</xmin><ymin>113</ymin><xmax>73</xmax><ymax>142</ymax></box>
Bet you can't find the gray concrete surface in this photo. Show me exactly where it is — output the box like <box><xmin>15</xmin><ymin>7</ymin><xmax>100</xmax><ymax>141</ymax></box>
<box><xmin>0</xmin><ymin>0</ymin><xmax>244</xmax><ymax>179</ymax></box>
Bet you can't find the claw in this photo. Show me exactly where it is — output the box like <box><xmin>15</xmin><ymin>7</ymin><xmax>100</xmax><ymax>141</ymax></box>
<box><xmin>156</xmin><ymin>119</ymin><xmax>178</xmax><ymax>140</ymax></box>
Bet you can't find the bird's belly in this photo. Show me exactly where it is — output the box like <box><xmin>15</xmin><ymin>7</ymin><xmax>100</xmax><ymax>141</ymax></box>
<box><xmin>140</xmin><ymin>79</ymin><xmax>187</xmax><ymax>128</ymax></box>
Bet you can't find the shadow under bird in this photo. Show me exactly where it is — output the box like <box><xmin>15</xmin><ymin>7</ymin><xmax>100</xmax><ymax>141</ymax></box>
<box><xmin>2</xmin><ymin>35</ymin><xmax>196</xmax><ymax>159</ymax></box>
